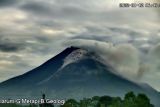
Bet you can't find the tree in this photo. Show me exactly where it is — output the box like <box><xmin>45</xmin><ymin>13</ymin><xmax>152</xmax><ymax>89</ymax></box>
<box><xmin>97</xmin><ymin>96</ymin><xmax>113</xmax><ymax>107</ymax></box>
<box><xmin>108</xmin><ymin>97</ymin><xmax>122</xmax><ymax>107</ymax></box>
<box><xmin>135</xmin><ymin>93</ymin><xmax>154</xmax><ymax>107</ymax></box>
<box><xmin>123</xmin><ymin>91</ymin><xmax>137</xmax><ymax>107</ymax></box>
<box><xmin>61</xmin><ymin>99</ymin><xmax>79</xmax><ymax>107</ymax></box>
<box><xmin>124</xmin><ymin>91</ymin><xmax>136</xmax><ymax>101</ymax></box>
<box><xmin>92</xmin><ymin>96</ymin><xmax>100</xmax><ymax>101</ymax></box>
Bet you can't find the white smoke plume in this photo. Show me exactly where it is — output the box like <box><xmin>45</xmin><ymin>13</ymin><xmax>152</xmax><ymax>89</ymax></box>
<box><xmin>148</xmin><ymin>43</ymin><xmax>160</xmax><ymax>73</ymax></box>
<box><xmin>63</xmin><ymin>39</ymin><xmax>144</xmax><ymax>81</ymax></box>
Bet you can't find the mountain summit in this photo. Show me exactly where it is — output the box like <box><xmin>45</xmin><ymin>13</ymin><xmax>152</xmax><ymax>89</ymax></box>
<box><xmin>0</xmin><ymin>46</ymin><xmax>159</xmax><ymax>106</ymax></box>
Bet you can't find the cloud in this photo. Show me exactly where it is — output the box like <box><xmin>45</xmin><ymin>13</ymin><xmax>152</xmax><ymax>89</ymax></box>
<box><xmin>0</xmin><ymin>0</ymin><xmax>18</xmax><ymax>7</ymax></box>
<box><xmin>148</xmin><ymin>43</ymin><xmax>160</xmax><ymax>72</ymax></box>
<box><xmin>19</xmin><ymin>1</ymin><xmax>90</xmax><ymax>21</ymax></box>
<box><xmin>0</xmin><ymin>43</ymin><xmax>24</xmax><ymax>52</ymax></box>
<box><xmin>0</xmin><ymin>37</ymin><xmax>25</xmax><ymax>52</ymax></box>
<box><xmin>20</xmin><ymin>1</ymin><xmax>52</xmax><ymax>15</ymax></box>
<box><xmin>0</xmin><ymin>0</ymin><xmax>159</xmax><ymax>91</ymax></box>
<box><xmin>64</xmin><ymin>39</ymin><xmax>142</xmax><ymax>80</ymax></box>
<box><xmin>70</xmin><ymin>25</ymin><xmax>154</xmax><ymax>55</ymax></box>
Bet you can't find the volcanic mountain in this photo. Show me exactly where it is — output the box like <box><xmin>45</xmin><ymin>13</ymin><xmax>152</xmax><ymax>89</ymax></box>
<box><xmin>0</xmin><ymin>46</ymin><xmax>159</xmax><ymax>106</ymax></box>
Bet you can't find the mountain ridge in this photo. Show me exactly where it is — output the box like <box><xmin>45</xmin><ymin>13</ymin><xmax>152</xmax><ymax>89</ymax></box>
<box><xmin>0</xmin><ymin>46</ymin><xmax>159</xmax><ymax>106</ymax></box>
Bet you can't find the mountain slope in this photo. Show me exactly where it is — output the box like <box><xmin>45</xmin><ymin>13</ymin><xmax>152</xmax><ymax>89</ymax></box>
<box><xmin>0</xmin><ymin>46</ymin><xmax>159</xmax><ymax>106</ymax></box>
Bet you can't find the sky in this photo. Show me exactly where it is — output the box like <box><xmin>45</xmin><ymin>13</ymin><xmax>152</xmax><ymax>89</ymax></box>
<box><xmin>0</xmin><ymin>0</ymin><xmax>160</xmax><ymax>91</ymax></box>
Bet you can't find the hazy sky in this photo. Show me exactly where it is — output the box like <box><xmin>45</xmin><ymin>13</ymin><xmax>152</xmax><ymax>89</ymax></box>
<box><xmin>0</xmin><ymin>0</ymin><xmax>160</xmax><ymax>91</ymax></box>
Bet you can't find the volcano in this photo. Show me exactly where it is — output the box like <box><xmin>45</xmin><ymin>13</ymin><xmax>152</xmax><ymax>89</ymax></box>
<box><xmin>0</xmin><ymin>46</ymin><xmax>159</xmax><ymax>106</ymax></box>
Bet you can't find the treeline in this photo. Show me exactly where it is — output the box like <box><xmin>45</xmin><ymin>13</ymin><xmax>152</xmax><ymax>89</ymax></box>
<box><xmin>61</xmin><ymin>91</ymin><xmax>154</xmax><ymax>107</ymax></box>
<box><xmin>0</xmin><ymin>103</ymin><xmax>38</xmax><ymax>107</ymax></box>
<box><xmin>0</xmin><ymin>91</ymin><xmax>154</xmax><ymax>107</ymax></box>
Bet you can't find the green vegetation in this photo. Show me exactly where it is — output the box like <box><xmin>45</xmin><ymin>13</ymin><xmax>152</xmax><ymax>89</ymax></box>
<box><xmin>0</xmin><ymin>92</ymin><xmax>154</xmax><ymax>107</ymax></box>
<box><xmin>61</xmin><ymin>92</ymin><xmax>154</xmax><ymax>107</ymax></box>
<box><xmin>0</xmin><ymin>103</ymin><xmax>38</xmax><ymax>107</ymax></box>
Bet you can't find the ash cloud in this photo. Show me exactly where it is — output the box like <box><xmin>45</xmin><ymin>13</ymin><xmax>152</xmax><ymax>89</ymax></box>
<box><xmin>64</xmin><ymin>38</ymin><xmax>160</xmax><ymax>86</ymax></box>
<box><xmin>64</xmin><ymin>39</ymin><xmax>145</xmax><ymax>81</ymax></box>
<box><xmin>149</xmin><ymin>43</ymin><xmax>160</xmax><ymax>72</ymax></box>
